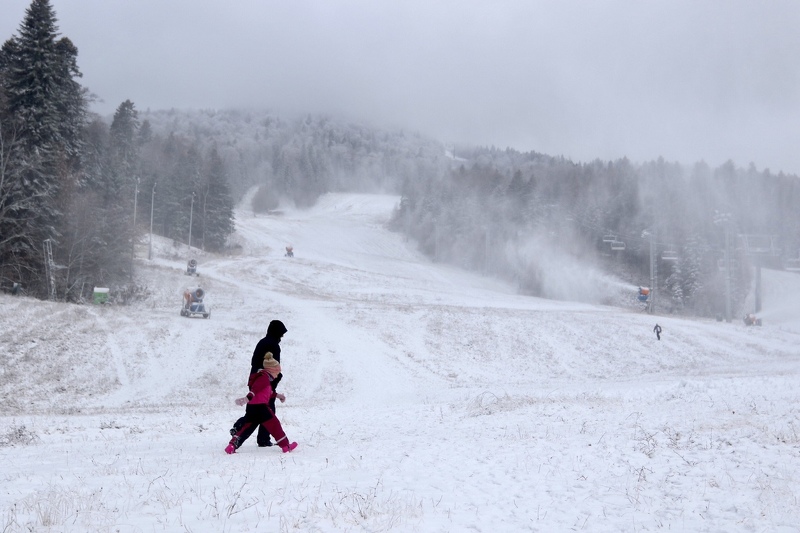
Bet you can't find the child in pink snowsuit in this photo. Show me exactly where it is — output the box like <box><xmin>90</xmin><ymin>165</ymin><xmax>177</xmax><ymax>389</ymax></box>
<box><xmin>225</xmin><ymin>352</ymin><xmax>297</xmax><ymax>454</ymax></box>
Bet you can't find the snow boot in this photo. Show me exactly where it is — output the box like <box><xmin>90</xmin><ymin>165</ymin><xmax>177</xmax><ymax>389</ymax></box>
<box><xmin>281</xmin><ymin>442</ymin><xmax>298</xmax><ymax>453</ymax></box>
<box><xmin>225</xmin><ymin>435</ymin><xmax>240</xmax><ymax>454</ymax></box>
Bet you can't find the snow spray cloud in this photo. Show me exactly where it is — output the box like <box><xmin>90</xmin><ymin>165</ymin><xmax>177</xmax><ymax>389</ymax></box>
<box><xmin>505</xmin><ymin>233</ymin><xmax>633</xmax><ymax>305</ymax></box>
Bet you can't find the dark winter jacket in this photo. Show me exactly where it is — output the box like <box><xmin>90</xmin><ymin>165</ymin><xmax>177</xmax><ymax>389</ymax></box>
<box><xmin>249</xmin><ymin>320</ymin><xmax>287</xmax><ymax>387</ymax></box>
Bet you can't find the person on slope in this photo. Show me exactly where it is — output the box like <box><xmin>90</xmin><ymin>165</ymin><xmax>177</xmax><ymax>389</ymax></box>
<box><xmin>230</xmin><ymin>319</ymin><xmax>288</xmax><ymax>447</ymax></box>
<box><xmin>653</xmin><ymin>323</ymin><xmax>662</xmax><ymax>341</ymax></box>
<box><xmin>225</xmin><ymin>351</ymin><xmax>297</xmax><ymax>454</ymax></box>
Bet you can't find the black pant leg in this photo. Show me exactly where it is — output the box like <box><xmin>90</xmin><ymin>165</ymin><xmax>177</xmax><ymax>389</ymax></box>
<box><xmin>237</xmin><ymin>405</ymin><xmax>271</xmax><ymax>447</ymax></box>
<box><xmin>231</xmin><ymin>415</ymin><xmax>246</xmax><ymax>434</ymax></box>
<box><xmin>237</xmin><ymin>418</ymin><xmax>258</xmax><ymax>446</ymax></box>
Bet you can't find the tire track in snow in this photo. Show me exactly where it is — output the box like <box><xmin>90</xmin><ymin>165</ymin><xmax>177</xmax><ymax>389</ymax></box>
<box><xmin>85</xmin><ymin>304</ymin><xmax>223</xmax><ymax>409</ymax></box>
<box><xmin>86</xmin><ymin>307</ymin><xmax>132</xmax><ymax>405</ymax></box>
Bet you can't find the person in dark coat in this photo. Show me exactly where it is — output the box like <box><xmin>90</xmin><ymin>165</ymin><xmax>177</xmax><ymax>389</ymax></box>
<box><xmin>653</xmin><ymin>323</ymin><xmax>662</xmax><ymax>340</ymax></box>
<box><xmin>230</xmin><ymin>319</ymin><xmax>288</xmax><ymax>446</ymax></box>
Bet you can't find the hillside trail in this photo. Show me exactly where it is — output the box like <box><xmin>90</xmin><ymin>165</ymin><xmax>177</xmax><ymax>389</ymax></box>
<box><xmin>18</xmin><ymin>191</ymin><xmax>798</xmax><ymax>418</ymax></box>
<box><xmin>134</xmin><ymin>192</ymin><xmax>800</xmax><ymax>410</ymax></box>
<box><xmin>199</xmin><ymin>193</ymin><xmax>446</xmax><ymax>409</ymax></box>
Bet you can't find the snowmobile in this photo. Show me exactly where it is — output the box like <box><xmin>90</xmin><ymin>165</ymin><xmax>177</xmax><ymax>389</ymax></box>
<box><xmin>181</xmin><ymin>287</ymin><xmax>210</xmax><ymax>318</ymax></box>
<box><xmin>185</xmin><ymin>259</ymin><xmax>200</xmax><ymax>276</ymax></box>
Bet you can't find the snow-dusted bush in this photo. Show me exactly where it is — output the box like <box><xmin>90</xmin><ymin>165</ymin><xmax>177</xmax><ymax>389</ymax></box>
<box><xmin>0</xmin><ymin>425</ymin><xmax>39</xmax><ymax>447</ymax></box>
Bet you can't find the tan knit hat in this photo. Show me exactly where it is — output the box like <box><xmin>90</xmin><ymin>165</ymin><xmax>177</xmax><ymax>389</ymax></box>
<box><xmin>263</xmin><ymin>352</ymin><xmax>279</xmax><ymax>368</ymax></box>
<box><xmin>262</xmin><ymin>352</ymin><xmax>281</xmax><ymax>379</ymax></box>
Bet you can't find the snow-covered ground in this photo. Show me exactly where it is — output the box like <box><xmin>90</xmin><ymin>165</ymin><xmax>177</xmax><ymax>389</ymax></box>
<box><xmin>1</xmin><ymin>192</ymin><xmax>799</xmax><ymax>532</ymax></box>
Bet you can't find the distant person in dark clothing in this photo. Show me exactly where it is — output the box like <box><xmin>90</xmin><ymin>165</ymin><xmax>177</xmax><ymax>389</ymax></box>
<box><xmin>653</xmin><ymin>324</ymin><xmax>662</xmax><ymax>340</ymax></box>
<box><xmin>230</xmin><ymin>320</ymin><xmax>288</xmax><ymax>446</ymax></box>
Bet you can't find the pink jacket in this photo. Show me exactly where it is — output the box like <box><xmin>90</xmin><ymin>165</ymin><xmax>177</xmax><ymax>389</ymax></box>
<box><xmin>245</xmin><ymin>370</ymin><xmax>276</xmax><ymax>405</ymax></box>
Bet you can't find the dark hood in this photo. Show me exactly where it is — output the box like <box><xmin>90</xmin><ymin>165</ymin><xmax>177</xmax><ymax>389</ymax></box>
<box><xmin>267</xmin><ymin>320</ymin><xmax>287</xmax><ymax>338</ymax></box>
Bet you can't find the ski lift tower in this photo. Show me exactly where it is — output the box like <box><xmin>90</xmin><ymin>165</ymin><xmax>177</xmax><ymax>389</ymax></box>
<box><xmin>740</xmin><ymin>234</ymin><xmax>780</xmax><ymax>314</ymax></box>
<box><xmin>131</xmin><ymin>177</ymin><xmax>139</xmax><ymax>280</ymax></box>
<box><xmin>148</xmin><ymin>182</ymin><xmax>156</xmax><ymax>260</ymax></box>
<box><xmin>649</xmin><ymin>236</ymin><xmax>656</xmax><ymax>314</ymax></box>
<box><xmin>641</xmin><ymin>230</ymin><xmax>657</xmax><ymax>314</ymax></box>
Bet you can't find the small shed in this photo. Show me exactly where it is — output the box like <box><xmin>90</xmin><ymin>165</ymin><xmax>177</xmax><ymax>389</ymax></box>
<box><xmin>93</xmin><ymin>287</ymin><xmax>110</xmax><ymax>304</ymax></box>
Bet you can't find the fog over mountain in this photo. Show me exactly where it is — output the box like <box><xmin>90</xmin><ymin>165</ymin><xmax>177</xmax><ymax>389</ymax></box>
<box><xmin>2</xmin><ymin>0</ymin><xmax>798</xmax><ymax>316</ymax></box>
<box><xmin>3</xmin><ymin>0</ymin><xmax>800</xmax><ymax>175</ymax></box>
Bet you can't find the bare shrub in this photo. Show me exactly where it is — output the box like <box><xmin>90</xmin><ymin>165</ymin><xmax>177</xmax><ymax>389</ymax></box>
<box><xmin>0</xmin><ymin>424</ymin><xmax>39</xmax><ymax>447</ymax></box>
<box><xmin>112</xmin><ymin>283</ymin><xmax>152</xmax><ymax>305</ymax></box>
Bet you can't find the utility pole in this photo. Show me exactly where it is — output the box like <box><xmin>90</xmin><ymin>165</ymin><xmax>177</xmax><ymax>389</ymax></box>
<box><xmin>713</xmin><ymin>212</ymin><xmax>733</xmax><ymax>322</ymax></box>
<box><xmin>188</xmin><ymin>191</ymin><xmax>195</xmax><ymax>250</ymax></box>
<box><xmin>432</xmin><ymin>217</ymin><xmax>439</xmax><ymax>260</ymax></box>
<box><xmin>148</xmin><ymin>182</ymin><xmax>156</xmax><ymax>260</ymax></box>
<box><xmin>131</xmin><ymin>178</ymin><xmax>139</xmax><ymax>279</ymax></box>
<box><xmin>723</xmin><ymin>223</ymin><xmax>733</xmax><ymax>322</ymax></box>
<box><xmin>754</xmin><ymin>259</ymin><xmax>762</xmax><ymax>313</ymax></box>
<box><xmin>484</xmin><ymin>225</ymin><xmax>490</xmax><ymax>274</ymax></box>
<box><xmin>649</xmin><ymin>234</ymin><xmax>657</xmax><ymax>314</ymax></box>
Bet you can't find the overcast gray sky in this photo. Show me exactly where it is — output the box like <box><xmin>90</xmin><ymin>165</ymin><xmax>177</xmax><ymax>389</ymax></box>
<box><xmin>4</xmin><ymin>0</ymin><xmax>800</xmax><ymax>175</ymax></box>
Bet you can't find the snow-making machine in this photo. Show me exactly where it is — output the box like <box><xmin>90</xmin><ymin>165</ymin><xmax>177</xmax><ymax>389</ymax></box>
<box><xmin>181</xmin><ymin>286</ymin><xmax>210</xmax><ymax>318</ymax></box>
<box><xmin>743</xmin><ymin>313</ymin><xmax>762</xmax><ymax>326</ymax></box>
<box><xmin>185</xmin><ymin>259</ymin><xmax>199</xmax><ymax>276</ymax></box>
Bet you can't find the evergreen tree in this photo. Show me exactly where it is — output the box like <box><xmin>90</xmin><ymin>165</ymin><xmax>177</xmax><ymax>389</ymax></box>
<box><xmin>2</xmin><ymin>0</ymin><xmax>86</xmax><ymax>159</ymax></box>
<box><xmin>664</xmin><ymin>259</ymin><xmax>685</xmax><ymax>312</ymax></box>
<box><xmin>0</xmin><ymin>116</ymin><xmax>39</xmax><ymax>283</ymax></box>
<box><xmin>109</xmin><ymin>100</ymin><xmax>139</xmax><ymax>174</ymax></box>
<box><xmin>200</xmin><ymin>146</ymin><xmax>234</xmax><ymax>251</ymax></box>
<box><xmin>680</xmin><ymin>233</ymin><xmax>706</xmax><ymax>313</ymax></box>
<box><xmin>137</xmin><ymin>119</ymin><xmax>153</xmax><ymax>146</ymax></box>
<box><xmin>58</xmin><ymin>100</ymin><xmax>143</xmax><ymax>295</ymax></box>
<box><xmin>106</xmin><ymin>99</ymin><xmax>140</xmax><ymax>201</ymax></box>
<box><xmin>0</xmin><ymin>0</ymin><xmax>87</xmax><ymax>296</ymax></box>
<box><xmin>162</xmin><ymin>142</ymin><xmax>200</xmax><ymax>241</ymax></box>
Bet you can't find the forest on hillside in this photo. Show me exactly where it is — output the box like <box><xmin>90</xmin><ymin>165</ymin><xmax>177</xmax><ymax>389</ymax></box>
<box><xmin>0</xmin><ymin>0</ymin><xmax>238</xmax><ymax>302</ymax></box>
<box><xmin>132</xmin><ymin>108</ymin><xmax>800</xmax><ymax>318</ymax></box>
<box><xmin>2</xmin><ymin>0</ymin><xmax>799</xmax><ymax>318</ymax></box>
<box><xmin>392</xmin><ymin>148</ymin><xmax>800</xmax><ymax>316</ymax></box>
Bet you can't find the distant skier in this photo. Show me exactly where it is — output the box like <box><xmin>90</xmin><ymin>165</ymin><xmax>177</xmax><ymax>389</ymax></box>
<box><xmin>653</xmin><ymin>324</ymin><xmax>662</xmax><ymax>341</ymax></box>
